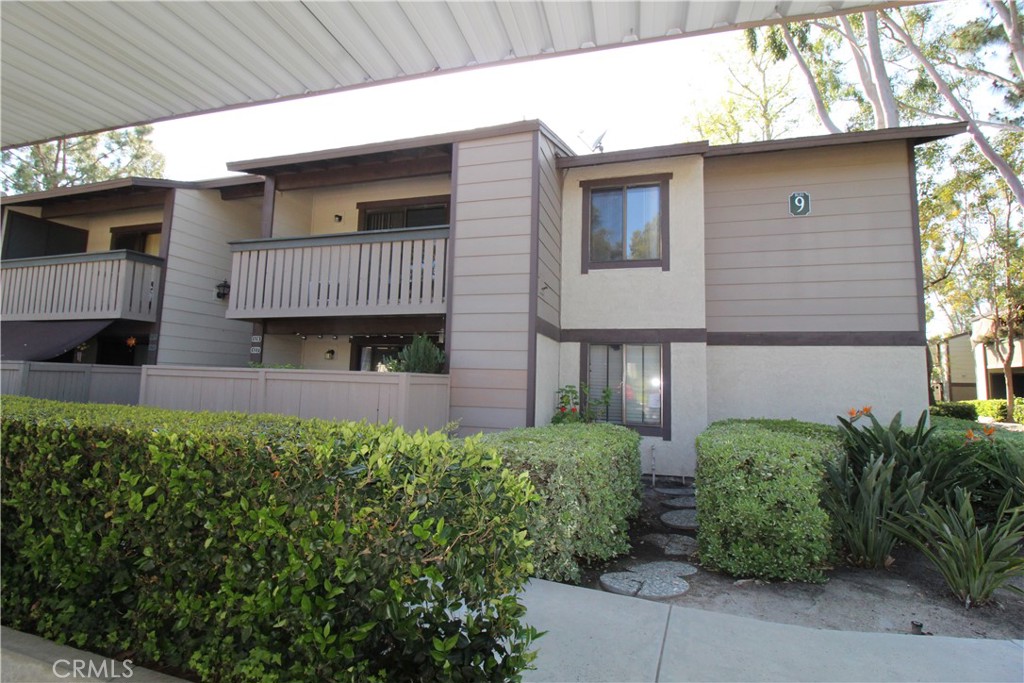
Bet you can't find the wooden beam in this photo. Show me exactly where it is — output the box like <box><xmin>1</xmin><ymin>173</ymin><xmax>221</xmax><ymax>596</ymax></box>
<box><xmin>275</xmin><ymin>156</ymin><xmax>452</xmax><ymax>191</ymax></box>
<box><xmin>40</xmin><ymin>190</ymin><xmax>168</xmax><ymax>219</ymax></box>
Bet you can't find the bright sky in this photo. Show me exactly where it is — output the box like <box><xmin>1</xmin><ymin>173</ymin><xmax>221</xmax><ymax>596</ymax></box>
<box><xmin>150</xmin><ymin>29</ymin><xmax>828</xmax><ymax>180</ymax></box>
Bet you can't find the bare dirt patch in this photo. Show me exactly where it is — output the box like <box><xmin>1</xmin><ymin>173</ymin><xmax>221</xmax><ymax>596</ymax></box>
<box><xmin>578</xmin><ymin>481</ymin><xmax>1024</xmax><ymax>641</ymax></box>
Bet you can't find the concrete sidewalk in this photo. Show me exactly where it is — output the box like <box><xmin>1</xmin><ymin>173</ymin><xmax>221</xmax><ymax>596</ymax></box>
<box><xmin>521</xmin><ymin>579</ymin><xmax>1024</xmax><ymax>682</ymax></box>
<box><xmin>3</xmin><ymin>580</ymin><xmax>1022</xmax><ymax>682</ymax></box>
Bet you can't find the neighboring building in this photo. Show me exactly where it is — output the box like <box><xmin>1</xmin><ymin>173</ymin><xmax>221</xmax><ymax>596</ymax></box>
<box><xmin>1</xmin><ymin>177</ymin><xmax>263</xmax><ymax>366</ymax></box>
<box><xmin>217</xmin><ymin>120</ymin><xmax>964</xmax><ymax>476</ymax></box>
<box><xmin>934</xmin><ymin>332</ymin><xmax>977</xmax><ymax>402</ymax></box>
<box><xmin>969</xmin><ymin>317</ymin><xmax>1023</xmax><ymax>401</ymax></box>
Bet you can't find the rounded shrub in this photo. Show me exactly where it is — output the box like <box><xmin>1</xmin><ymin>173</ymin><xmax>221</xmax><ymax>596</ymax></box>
<box><xmin>929</xmin><ymin>401</ymin><xmax>978</xmax><ymax>421</ymax></box>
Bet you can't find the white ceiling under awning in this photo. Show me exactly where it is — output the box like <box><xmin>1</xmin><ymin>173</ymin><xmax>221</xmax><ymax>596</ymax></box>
<box><xmin>1</xmin><ymin>1</ymin><xmax>922</xmax><ymax>149</ymax></box>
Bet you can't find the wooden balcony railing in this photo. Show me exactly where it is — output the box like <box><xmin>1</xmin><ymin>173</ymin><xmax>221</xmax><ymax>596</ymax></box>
<box><xmin>1</xmin><ymin>250</ymin><xmax>163</xmax><ymax>322</ymax></box>
<box><xmin>227</xmin><ymin>226</ymin><xmax>449</xmax><ymax>319</ymax></box>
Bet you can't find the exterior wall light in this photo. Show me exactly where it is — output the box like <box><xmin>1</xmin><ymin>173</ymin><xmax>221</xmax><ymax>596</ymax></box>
<box><xmin>215</xmin><ymin>280</ymin><xmax>231</xmax><ymax>299</ymax></box>
<box><xmin>324</xmin><ymin>349</ymin><xmax>336</xmax><ymax>360</ymax></box>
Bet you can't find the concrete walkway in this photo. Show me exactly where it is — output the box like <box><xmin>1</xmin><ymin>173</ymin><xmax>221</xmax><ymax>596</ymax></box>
<box><xmin>3</xmin><ymin>580</ymin><xmax>1022</xmax><ymax>682</ymax></box>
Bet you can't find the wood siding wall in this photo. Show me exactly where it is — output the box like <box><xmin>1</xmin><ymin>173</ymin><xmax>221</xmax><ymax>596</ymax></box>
<box><xmin>947</xmin><ymin>335</ymin><xmax>976</xmax><ymax>384</ymax></box>
<box><xmin>139</xmin><ymin>366</ymin><xmax>450</xmax><ymax>432</ymax></box>
<box><xmin>536</xmin><ymin>135</ymin><xmax>562</xmax><ymax>330</ymax></box>
<box><xmin>158</xmin><ymin>190</ymin><xmax>261</xmax><ymax>366</ymax></box>
<box><xmin>449</xmin><ymin>133</ymin><xmax>535</xmax><ymax>432</ymax></box>
<box><xmin>704</xmin><ymin>142</ymin><xmax>920</xmax><ymax>333</ymax></box>
<box><xmin>1</xmin><ymin>361</ymin><xmax>141</xmax><ymax>404</ymax></box>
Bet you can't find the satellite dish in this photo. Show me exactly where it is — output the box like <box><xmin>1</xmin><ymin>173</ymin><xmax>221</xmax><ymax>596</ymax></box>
<box><xmin>576</xmin><ymin>129</ymin><xmax>608</xmax><ymax>153</ymax></box>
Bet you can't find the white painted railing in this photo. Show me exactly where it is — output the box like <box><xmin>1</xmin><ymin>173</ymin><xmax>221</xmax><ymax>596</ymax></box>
<box><xmin>139</xmin><ymin>366</ymin><xmax>451</xmax><ymax>432</ymax></box>
<box><xmin>226</xmin><ymin>226</ymin><xmax>448</xmax><ymax>319</ymax></box>
<box><xmin>1</xmin><ymin>251</ymin><xmax>162</xmax><ymax>322</ymax></box>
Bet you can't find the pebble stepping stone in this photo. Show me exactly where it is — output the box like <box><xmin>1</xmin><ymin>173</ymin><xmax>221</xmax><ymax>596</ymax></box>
<box><xmin>661</xmin><ymin>509</ymin><xmax>699</xmax><ymax>531</ymax></box>
<box><xmin>642</xmin><ymin>533</ymin><xmax>699</xmax><ymax>557</ymax></box>
<box><xmin>599</xmin><ymin>561</ymin><xmax>698</xmax><ymax>599</ymax></box>
<box><xmin>662</xmin><ymin>495</ymin><xmax>696</xmax><ymax>510</ymax></box>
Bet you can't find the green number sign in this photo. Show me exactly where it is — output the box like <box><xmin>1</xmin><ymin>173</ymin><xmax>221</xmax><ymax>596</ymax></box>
<box><xmin>789</xmin><ymin>192</ymin><xmax>810</xmax><ymax>216</ymax></box>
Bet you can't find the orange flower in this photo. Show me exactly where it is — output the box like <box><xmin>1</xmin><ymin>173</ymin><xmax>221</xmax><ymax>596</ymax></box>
<box><xmin>848</xmin><ymin>408</ymin><xmax>859</xmax><ymax>418</ymax></box>
<box><xmin>983</xmin><ymin>426</ymin><xmax>996</xmax><ymax>437</ymax></box>
<box><xmin>861</xmin><ymin>405</ymin><xmax>872</xmax><ymax>415</ymax></box>
<box><xmin>965</xmin><ymin>429</ymin><xmax>976</xmax><ymax>441</ymax></box>
<box><xmin>272</xmin><ymin>470</ymin><xmax>281</xmax><ymax>478</ymax></box>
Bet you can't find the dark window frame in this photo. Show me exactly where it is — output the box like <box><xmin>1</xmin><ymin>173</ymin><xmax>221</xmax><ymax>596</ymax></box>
<box><xmin>580</xmin><ymin>174</ymin><xmax>671</xmax><ymax>274</ymax></box>
<box><xmin>580</xmin><ymin>340</ymin><xmax>671</xmax><ymax>440</ymax></box>
<box><xmin>109</xmin><ymin>223</ymin><xmax>162</xmax><ymax>252</ymax></box>
<box><xmin>356</xmin><ymin>194</ymin><xmax>451</xmax><ymax>231</ymax></box>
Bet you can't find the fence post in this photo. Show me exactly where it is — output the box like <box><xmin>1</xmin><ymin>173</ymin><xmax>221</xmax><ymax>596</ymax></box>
<box><xmin>396</xmin><ymin>373</ymin><xmax>410</xmax><ymax>430</ymax></box>
<box><xmin>19</xmin><ymin>362</ymin><xmax>31</xmax><ymax>396</ymax></box>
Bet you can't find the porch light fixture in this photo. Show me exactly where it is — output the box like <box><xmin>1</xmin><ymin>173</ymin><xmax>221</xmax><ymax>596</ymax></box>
<box><xmin>324</xmin><ymin>349</ymin><xmax>336</xmax><ymax>360</ymax></box>
<box><xmin>215</xmin><ymin>280</ymin><xmax>231</xmax><ymax>299</ymax></box>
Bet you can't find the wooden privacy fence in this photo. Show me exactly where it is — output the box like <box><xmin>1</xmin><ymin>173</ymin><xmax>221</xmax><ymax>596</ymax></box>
<box><xmin>0</xmin><ymin>361</ymin><xmax>142</xmax><ymax>404</ymax></box>
<box><xmin>226</xmin><ymin>226</ymin><xmax>449</xmax><ymax>319</ymax></box>
<box><xmin>139</xmin><ymin>366</ymin><xmax>451</xmax><ymax>432</ymax></box>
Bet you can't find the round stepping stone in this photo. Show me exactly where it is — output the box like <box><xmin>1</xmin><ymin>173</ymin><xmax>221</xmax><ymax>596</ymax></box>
<box><xmin>599</xmin><ymin>561</ymin><xmax>697</xmax><ymax>599</ymax></box>
<box><xmin>661</xmin><ymin>509</ymin><xmax>699</xmax><ymax>531</ymax></box>
<box><xmin>663</xmin><ymin>495</ymin><xmax>696</xmax><ymax>510</ymax></box>
<box><xmin>642</xmin><ymin>533</ymin><xmax>699</xmax><ymax>557</ymax></box>
<box><xmin>654</xmin><ymin>486</ymin><xmax>690</xmax><ymax>496</ymax></box>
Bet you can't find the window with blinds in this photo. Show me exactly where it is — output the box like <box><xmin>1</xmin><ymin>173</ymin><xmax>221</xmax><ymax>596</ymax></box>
<box><xmin>587</xmin><ymin>343</ymin><xmax>662</xmax><ymax>428</ymax></box>
<box><xmin>359</xmin><ymin>198</ymin><xmax>450</xmax><ymax>231</ymax></box>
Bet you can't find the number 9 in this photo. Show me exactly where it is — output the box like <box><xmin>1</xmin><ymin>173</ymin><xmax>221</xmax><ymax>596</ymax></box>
<box><xmin>794</xmin><ymin>195</ymin><xmax>805</xmax><ymax>211</ymax></box>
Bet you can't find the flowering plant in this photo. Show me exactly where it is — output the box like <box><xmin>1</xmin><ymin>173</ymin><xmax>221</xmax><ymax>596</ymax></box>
<box><xmin>550</xmin><ymin>384</ymin><xmax>612</xmax><ymax>424</ymax></box>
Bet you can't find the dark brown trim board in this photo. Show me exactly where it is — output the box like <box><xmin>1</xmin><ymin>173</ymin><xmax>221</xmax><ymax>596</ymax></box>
<box><xmin>578</xmin><ymin>339</ymin><xmax>672</xmax><ymax>441</ymax></box>
<box><xmin>579</xmin><ymin>174</ymin><xmax>672</xmax><ymax>274</ymax></box>
<box><xmin>526</xmin><ymin>130</ymin><xmax>541</xmax><ymax>428</ymax></box>
<box><xmin>560</xmin><ymin>142</ymin><xmax>709</xmax><ymax>169</ymax></box>
<box><xmin>442</xmin><ymin>145</ymin><xmax>459</xmax><ymax>374</ymax></box>
<box><xmin>562</xmin><ymin>328</ymin><xmax>707</xmax><ymax>344</ymax></box>
<box><xmin>706</xmin><ymin>331</ymin><xmax>927</xmax><ymax>346</ymax></box>
<box><xmin>907</xmin><ymin>141</ymin><xmax>927</xmax><ymax>334</ymax></box>
<box><xmin>536</xmin><ymin>318</ymin><xmax>560</xmax><ymax>342</ymax></box>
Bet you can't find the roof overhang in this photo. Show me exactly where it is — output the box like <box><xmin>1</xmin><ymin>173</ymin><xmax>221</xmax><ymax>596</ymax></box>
<box><xmin>1</xmin><ymin>176</ymin><xmax>264</xmax><ymax>207</ymax></box>
<box><xmin>2</xmin><ymin>1</ymin><xmax>927</xmax><ymax>149</ymax></box>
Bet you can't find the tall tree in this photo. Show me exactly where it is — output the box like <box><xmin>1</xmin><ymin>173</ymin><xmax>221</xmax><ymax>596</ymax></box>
<box><xmin>1</xmin><ymin>126</ymin><xmax>165</xmax><ymax>195</ymax></box>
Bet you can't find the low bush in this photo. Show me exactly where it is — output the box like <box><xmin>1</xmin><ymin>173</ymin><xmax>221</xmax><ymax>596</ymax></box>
<box><xmin>887</xmin><ymin>488</ymin><xmax>1024</xmax><ymax>608</ymax></box>
<box><xmin>966</xmin><ymin>398</ymin><xmax>1024</xmax><ymax>422</ymax></box>
<box><xmin>930</xmin><ymin>401</ymin><xmax>978</xmax><ymax>421</ymax></box>
<box><xmin>2</xmin><ymin>397</ymin><xmax>537</xmax><ymax>682</ymax></box>
<box><xmin>481</xmin><ymin>424</ymin><xmax>641</xmax><ymax>583</ymax></box>
<box><xmin>695</xmin><ymin>420</ymin><xmax>841</xmax><ymax>582</ymax></box>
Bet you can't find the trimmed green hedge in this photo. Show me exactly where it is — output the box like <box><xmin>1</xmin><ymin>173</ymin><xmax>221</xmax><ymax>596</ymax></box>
<box><xmin>481</xmin><ymin>424</ymin><xmax>641</xmax><ymax>583</ymax></box>
<box><xmin>695</xmin><ymin>420</ymin><xmax>842</xmax><ymax>582</ymax></box>
<box><xmin>1</xmin><ymin>397</ymin><xmax>537</xmax><ymax>682</ymax></box>
<box><xmin>930</xmin><ymin>401</ymin><xmax>978</xmax><ymax>421</ymax></box>
<box><xmin>965</xmin><ymin>398</ymin><xmax>1024</xmax><ymax>423</ymax></box>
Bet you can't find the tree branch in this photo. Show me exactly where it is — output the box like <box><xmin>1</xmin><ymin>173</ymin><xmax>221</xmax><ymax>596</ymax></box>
<box><xmin>864</xmin><ymin>11</ymin><xmax>900</xmax><ymax>127</ymax></box>
<box><xmin>781</xmin><ymin>24</ymin><xmax>842</xmax><ymax>134</ymax></box>
<box><xmin>987</xmin><ymin>0</ymin><xmax>1024</xmax><ymax>80</ymax></box>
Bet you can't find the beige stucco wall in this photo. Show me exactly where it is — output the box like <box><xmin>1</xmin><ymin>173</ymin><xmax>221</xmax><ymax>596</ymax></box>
<box><xmin>262</xmin><ymin>334</ymin><xmax>303</xmax><ymax>367</ymax></box>
<box><xmin>300</xmin><ymin>338</ymin><xmax>353</xmax><ymax>371</ymax></box>
<box><xmin>560</xmin><ymin>156</ymin><xmax>705</xmax><ymax>329</ymax></box>
<box><xmin>534</xmin><ymin>333</ymin><xmax>560</xmax><ymax>425</ymax></box>
<box><xmin>57</xmin><ymin>207</ymin><xmax>165</xmax><ymax>255</ymax></box>
<box><xmin>270</xmin><ymin>175</ymin><xmax>451</xmax><ymax>237</ymax></box>
<box><xmin>707</xmin><ymin>345</ymin><xmax>929</xmax><ymax>426</ymax></box>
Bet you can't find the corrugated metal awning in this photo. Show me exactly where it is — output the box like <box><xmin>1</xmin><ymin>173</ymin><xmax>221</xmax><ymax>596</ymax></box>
<box><xmin>2</xmin><ymin>1</ymin><xmax>921</xmax><ymax>149</ymax></box>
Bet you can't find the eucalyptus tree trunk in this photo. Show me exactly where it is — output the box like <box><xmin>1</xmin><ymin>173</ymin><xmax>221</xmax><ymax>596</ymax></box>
<box><xmin>781</xmin><ymin>24</ymin><xmax>842</xmax><ymax>134</ymax></box>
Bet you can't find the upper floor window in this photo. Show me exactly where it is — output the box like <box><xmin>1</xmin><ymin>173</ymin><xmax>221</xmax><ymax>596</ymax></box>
<box><xmin>357</xmin><ymin>195</ymin><xmax>450</xmax><ymax>231</ymax></box>
<box><xmin>581</xmin><ymin>174</ymin><xmax>671</xmax><ymax>273</ymax></box>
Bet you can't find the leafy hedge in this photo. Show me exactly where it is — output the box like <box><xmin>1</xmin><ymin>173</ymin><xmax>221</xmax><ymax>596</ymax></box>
<box><xmin>965</xmin><ymin>398</ymin><xmax>1024</xmax><ymax>423</ymax></box>
<box><xmin>695</xmin><ymin>420</ymin><xmax>842</xmax><ymax>582</ymax></box>
<box><xmin>929</xmin><ymin>401</ymin><xmax>978</xmax><ymax>421</ymax></box>
<box><xmin>481</xmin><ymin>424</ymin><xmax>641</xmax><ymax>583</ymax></box>
<box><xmin>1</xmin><ymin>397</ymin><xmax>538</xmax><ymax>682</ymax></box>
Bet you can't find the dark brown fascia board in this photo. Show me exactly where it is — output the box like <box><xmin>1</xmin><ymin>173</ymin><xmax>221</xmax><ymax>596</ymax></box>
<box><xmin>195</xmin><ymin>175</ymin><xmax>266</xmax><ymax>190</ymax></box>
<box><xmin>558</xmin><ymin>141</ymin><xmax>711</xmax><ymax>169</ymax></box>
<box><xmin>0</xmin><ymin>177</ymin><xmax>195</xmax><ymax>205</ymax></box>
<box><xmin>227</xmin><ymin>120</ymin><xmax>555</xmax><ymax>174</ymax></box>
<box><xmin>704</xmin><ymin>122</ymin><xmax>969</xmax><ymax>158</ymax></box>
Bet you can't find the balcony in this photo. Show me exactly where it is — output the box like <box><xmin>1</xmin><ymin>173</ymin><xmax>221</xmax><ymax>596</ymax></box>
<box><xmin>1</xmin><ymin>250</ymin><xmax>163</xmax><ymax>322</ymax></box>
<box><xmin>227</xmin><ymin>226</ymin><xmax>449</xmax><ymax>319</ymax></box>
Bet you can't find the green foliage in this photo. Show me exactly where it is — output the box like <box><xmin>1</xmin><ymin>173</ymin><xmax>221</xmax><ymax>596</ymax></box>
<box><xmin>391</xmin><ymin>335</ymin><xmax>446</xmax><ymax>374</ymax></box>
<box><xmin>695</xmin><ymin>420</ymin><xmax>841</xmax><ymax>582</ymax></box>
<box><xmin>2</xmin><ymin>127</ymin><xmax>165</xmax><ymax>194</ymax></box>
<box><xmin>481</xmin><ymin>424</ymin><xmax>641</xmax><ymax>583</ymax></box>
<box><xmin>929</xmin><ymin>401</ymin><xmax>978</xmax><ymax>421</ymax></box>
<box><xmin>886</xmin><ymin>488</ymin><xmax>1024</xmax><ymax>608</ymax></box>
<box><xmin>550</xmin><ymin>384</ymin><xmax>611</xmax><ymax>425</ymax></box>
<box><xmin>966</xmin><ymin>398</ymin><xmax>1024</xmax><ymax>422</ymax></box>
<box><xmin>1</xmin><ymin>397</ymin><xmax>537</xmax><ymax>682</ymax></box>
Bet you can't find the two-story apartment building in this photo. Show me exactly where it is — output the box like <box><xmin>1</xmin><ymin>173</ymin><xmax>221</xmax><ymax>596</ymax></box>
<box><xmin>1</xmin><ymin>177</ymin><xmax>263</xmax><ymax>366</ymax></box>
<box><xmin>2</xmin><ymin>119</ymin><xmax>964</xmax><ymax>475</ymax></box>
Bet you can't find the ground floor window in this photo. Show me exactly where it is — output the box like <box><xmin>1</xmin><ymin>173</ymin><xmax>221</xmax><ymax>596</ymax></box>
<box><xmin>587</xmin><ymin>343</ymin><xmax>662</xmax><ymax>429</ymax></box>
